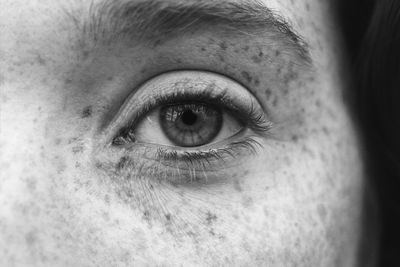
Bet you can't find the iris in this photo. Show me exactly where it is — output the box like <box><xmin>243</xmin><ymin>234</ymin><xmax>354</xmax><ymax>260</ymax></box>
<box><xmin>160</xmin><ymin>103</ymin><xmax>222</xmax><ymax>147</ymax></box>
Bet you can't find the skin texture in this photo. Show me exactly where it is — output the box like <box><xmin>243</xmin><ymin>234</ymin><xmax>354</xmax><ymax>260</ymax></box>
<box><xmin>0</xmin><ymin>0</ymin><xmax>366</xmax><ymax>266</ymax></box>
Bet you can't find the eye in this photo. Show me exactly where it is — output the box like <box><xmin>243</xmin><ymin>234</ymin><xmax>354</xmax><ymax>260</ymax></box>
<box><xmin>101</xmin><ymin>71</ymin><xmax>273</xmax><ymax>184</ymax></box>
<box><xmin>108</xmin><ymin>70</ymin><xmax>271</xmax><ymax>153</ymax></box>
<box><xmin>133</xmin><ymin>102</ymin><xmax>242</xmax><ymax>147</ymax></box>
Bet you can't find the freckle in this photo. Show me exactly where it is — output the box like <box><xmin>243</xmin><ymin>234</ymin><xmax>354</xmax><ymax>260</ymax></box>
<box><xmin>283</xmin><ymin>87</ymin><xmax>289</xmax><ymax>96</ymax></box>
<box><xmin>207</xmin><ymin>37</ymin><xmax>216</xmax><ymax>44</ymax></box>
<box><xmin>25</xmin><ymin>176</ymin><xmax>37</xmax><ymax>192</ymax></box>
<box><xmin>143</xmin><ymin>210</ymin><xmax>151</xmax><ymax>222</ymax></box>
<box><xmin>217</xmin><ymin>54</ymin><xmax>225</xmax><ymax>62</ymax></box>
<box><xmin>275</xmin><ymin>50</ymin><xmax>281</xmax><ymax>57</ymax></box>
<box><xmin>302</xmin><ymin>145</ymin><xmax>316</xmax><ymax>159</ymax></box>
<box><xmin>82</xmin><ymin>50</ymin><xmax>89</xmax><ymax>60</ymax></box>
<box><xmin>153</xmin><ymin>39</ymin><xmax>162</xmax><ymax>47</ymax></box>
<box><xmin>117</xmin><ymin>156</ymin><xmax>130</xmax><ymax>172</ymax></box>
<box><xmin>107</xmin><ymin>76</ymin><xmax>114</xmax><ymax>81</ymax></box>
<box><xmin>95</xmin><ymin>161</ymin><xmax>104</xmax><ymax>169</ymax></box>
<box><xmin>264</xmin><ymin>88</ymin><xmax>272</xmax><ymax>100</ymax></box>
<box><xmin>322</xmin><ymin>126</ymin><xmax>330</xmax><ymax>135</ymax></box>
<box><xmin>104</xmin><ymin>194</ymin><xmax>110</xmax><ymax>204</ymax></box>
<box><xmin>241</xmin><ymin>71</ymin><xmax>252</xmax><ymax>83</ymax></box>
<box><xmin>242</xmin><ymin>196</ymin><xmax>253</xmax><ymax>208</ymax></box>
<box><xmin>335</xmin><ymin>140</ymin><xmax>343</xmax><ymax>149</ymax></box>
<box><xmin>36</xmin><ymin>55</ymin><xmax>46</xmax><ymax>66</ymax></box>
<box><xmin>317</xmin><ymin>40</ymin><xmax>323</xmax><ymax>52</ymax></box>
<box><xmin>263</xmin><ymin>206</ymin><xmax>269</xmax><ymax>217</ymax></box>
<box><xmin>72</xmin><ymin>145</ymin><xmax>84</xmax><ymax>154</ymax></box>
<box><xmin>25</xmin><ymin>231</ymin><xmax>37</xmax><ymax>246</ymax></box>
<box><xmin>233</xmin><ymin>179</ymin><xmax>242</xmax><ymax>192</ymax></box>
<box><xmin>254</xmin><ymin>78</ymin><xmax>260</xmax><ymax>86</ymax></box>
<box><xmin>317</xmin><ymin>204</ymin><xmax>327</xmax><ymax>222</ymax></box>
<box><xmin>206</xmin><ymin>211</ymin><xmax>217</xmax><ymax>224</ymax></box>
<box><xmin>81</xmin><ymin>105</ymin><xmax>92</xmax><ymax>118</ymax></box>
<box><xmin>284</xmin><ymin>71</ymin><xmax>299</xmax><ymax>85</ymax></box>
<box><xmin>251</xmin><ymin>55</ymin><xmax>262</xmax><ymax>64</ymax></box>
<box><xmin>243</xmin><ymin>46</ymin><xmax>249</xmax><ymax>51</ymax></box>
<box><xmin>272</xmin><ymin>97</ymin><xmax>278</xmax><ymax>107</ymax></box>
<box><xmin>308</xmin><ymin>182</ymin><xmax>313</xmax><ymax>191</ymax></box>
<box><xmin>209</xmin><ymin>229</ymin><xmax>216</xmax><ymax>236</ymax></box>
<box><xmin>291</xmin><ymin>135</ymin><xmax>299</xmax><ymax>143</ymax></box>
<box><xmin>102</xmin><ymin>211</ymin><xmax>110</xmax><ymax>221</ymax></box>
<box><xmin>219</xmin><ymin>41</ymin><xmax>227</xmax><ymax>50</ymax></box>
<box><xmin>165</xmin><ymin>213</ymin><xmax>171</xmax><ymax>221</ymax></box>
<box><xmin>65</xmin><ymin>78</ymin><xmax>73</xmax><ymax>84</ymax></box>
<box><xmin>283</xmin><ymin>156</ymin><xmax>292</xmax><ymax>165</ymax></box>
<box><xmin>200</xmin><ymin>47</ymin><xmax>206</xmax><ymax>52</ymax></box>
<box><xmin>319</xmin><ymin>151</ymin><xmax>328</xmax><ymax>163</ymax></box>
<box><xmin>306</xmin><ymin>3</ymin><xmax>310</xmax><ymax>11</ymax></box>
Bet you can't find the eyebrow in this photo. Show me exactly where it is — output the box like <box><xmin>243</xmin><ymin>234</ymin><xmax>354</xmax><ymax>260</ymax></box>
<box><xmin>77</xmin><ymin>0</ymin><xmax>311</xmax><ymax>63</ymax></box>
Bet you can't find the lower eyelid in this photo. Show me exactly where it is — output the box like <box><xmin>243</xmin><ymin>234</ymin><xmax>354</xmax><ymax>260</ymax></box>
<box><xmin>97</xmin><ymin>135</ymin><xmax>262</xmax><ymax>186</ymax></box>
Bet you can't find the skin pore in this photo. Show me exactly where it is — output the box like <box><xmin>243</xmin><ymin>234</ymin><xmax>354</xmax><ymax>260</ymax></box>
<box><xmin>0</xmin><ymin>0</ymin><xmax>367</xmax><ymax>266</ymax></box>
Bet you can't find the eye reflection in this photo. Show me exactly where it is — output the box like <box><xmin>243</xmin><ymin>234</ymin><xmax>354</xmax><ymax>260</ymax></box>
<box><xmin>160</xmin><ymin>103</ymin><xmax>223</xmax><ymax>147</ymax></box>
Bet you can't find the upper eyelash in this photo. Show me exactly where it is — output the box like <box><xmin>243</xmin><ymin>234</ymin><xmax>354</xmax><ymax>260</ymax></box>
<box><xmin>111</xmin><ymin>89</ymin><xmax>272</xmax><ymax>146</ymax></box>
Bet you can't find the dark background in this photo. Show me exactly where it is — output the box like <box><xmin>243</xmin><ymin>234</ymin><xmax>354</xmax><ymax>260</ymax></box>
<box><xmin>337</xmin><ymin>1</ymin><xmax>400</xmax><ymax>266</ymax></box>
<box><xmin>338</xmin><ymin>0</ymin><xmax>376</xmax><ymax>58</ymax></box>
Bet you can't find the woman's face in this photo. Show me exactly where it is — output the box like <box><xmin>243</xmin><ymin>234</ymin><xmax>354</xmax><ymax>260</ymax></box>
<box><xmin>0</xmin><ymin>0</ymin><xmax>366</xmax><ymax>266</ymax></box>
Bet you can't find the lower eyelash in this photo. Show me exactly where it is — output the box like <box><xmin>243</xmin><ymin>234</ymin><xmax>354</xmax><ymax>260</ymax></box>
<box><xmin>97</xmin><ymin>137</ymin><xmax>263</xmax><ymax>187</ymax></box>
<box><xmin>154</xmin><ymin>137</ymin><xmax>262</xmax><ymax>170</ymax></box>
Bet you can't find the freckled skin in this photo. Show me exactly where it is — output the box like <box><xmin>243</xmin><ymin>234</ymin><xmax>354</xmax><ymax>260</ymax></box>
<box><xmin>0</xmin><ymin>0</ymin><xmax>372</xmax><ymax>267</ymax></box>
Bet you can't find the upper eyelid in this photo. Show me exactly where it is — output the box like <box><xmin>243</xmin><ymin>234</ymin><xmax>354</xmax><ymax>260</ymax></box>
<box><xmin>130</xmin><ymin>68</ymin><xmax>269</xmax><ymax>116</ymax></box>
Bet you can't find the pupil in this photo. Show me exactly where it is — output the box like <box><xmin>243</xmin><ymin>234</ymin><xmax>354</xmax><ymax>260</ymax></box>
<box><xmin>181</xmin><ymin>110</ymin><xmax>198</xmax><ymax>126</ymax></box>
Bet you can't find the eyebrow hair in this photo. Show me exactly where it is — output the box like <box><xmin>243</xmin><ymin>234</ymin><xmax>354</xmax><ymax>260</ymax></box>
<box><xmin>78</xmin><ymin>0</ymin><xmax>311</xmax><ymax>63</ymax></box>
